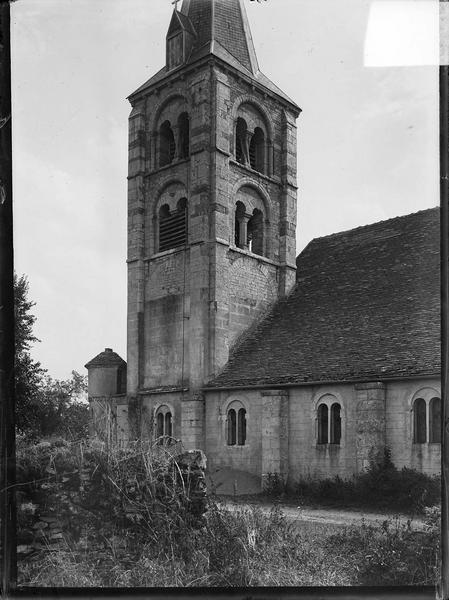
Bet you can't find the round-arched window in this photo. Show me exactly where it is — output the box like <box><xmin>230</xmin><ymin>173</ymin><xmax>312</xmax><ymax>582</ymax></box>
<box><xmin>155</xmin><ymin>405</ymin><xmax>173</xmax><ymax>443</ymax></box>
<box><xmin>316</xmin><ymin>396</ymin><xmax>342</xmax><ymax>446</ymax></box>
<box><xmin>226</xmin><ymin>401</ymin><xmax>247</xmax><ymax>446</ymax></box>
<box><xmin>411</xmin><ymin>389</ymin><xmax>441</xmax><ymax>444</ymax></box>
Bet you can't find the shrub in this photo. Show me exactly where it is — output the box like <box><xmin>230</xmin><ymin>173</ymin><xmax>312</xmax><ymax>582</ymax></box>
<box><xmin>327</xmin><ymin>506</ymin><xmax>440</xmax><ymax>585</ymax></box>
<box><xmin>277</xmin><ymin>449</ymin><xmax>440</xmax><ymax>513</ymax></box>
<box><xmin>354</xmin><ymin>449</ymin><xmax>440</xmax><ymax>512</ymax></box>
<box><xmin>263</xmin><ymin>472</ymin><xmax>287</xmax><ymax>498</ymax></box>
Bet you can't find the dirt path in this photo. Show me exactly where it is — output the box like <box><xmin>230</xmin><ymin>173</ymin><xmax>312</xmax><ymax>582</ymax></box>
<box><xmin>208</xmin><ymin>469</ymin><xmax>426</xmax><ymax>531</ymax></box>
<box><xmin>221</xmin><ymin>499</ymin><xmax>426</xmax><ymax>530</ymax></box>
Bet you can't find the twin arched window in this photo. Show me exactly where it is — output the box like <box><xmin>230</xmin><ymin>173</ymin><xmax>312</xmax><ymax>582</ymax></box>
<box><xmin>234</xmin><ymin>201</ymin><xmax>264</xmax><ymax>256</ymax></box>
<box><xmin>413</xmin><ymin>396</ymin><xmax>441</xmax><ymax>443</ymax></box>
<box><xmin>158</xmin><ymin>197</ymin><xmax>188</xmax><ymax>252</ymax></box>
<box><xmin>235</xmin><ymin>117</ymin><xmax>266</xmax><ymax>174</ymax></box>
<box><xmin>158</xmin><ymin>112</ymin><xmax>190</xmax><ymax>168</ymax></box>
<box><xmin>317</xmin><ymin>401</ymin><xmax>341</xmax><ymax>445</ymax></box>
<box><xmin>227</xmin><ymin>402</ymin><xmax>247</xmax><ymax>446</ymax></box>
<box><xmin>155</xmin><ymin>405</ymin><xmax>173</xmax><ymax>443</ymax></box>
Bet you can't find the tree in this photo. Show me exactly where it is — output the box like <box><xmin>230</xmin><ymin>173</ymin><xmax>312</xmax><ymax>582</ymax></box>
<box><xmin>38</xmin><ymin>371</ymin><xmax>89</xmax><ymax>440</ymax></box>
<box><xmin>14</xmin><ymin>274</ymin><xmax>47</xmax><ymax>436</ymax></box>
<box><xmin>14</xmin><ymin>274</ymin><xmax>89</xmax><ymax>440</ymax></box>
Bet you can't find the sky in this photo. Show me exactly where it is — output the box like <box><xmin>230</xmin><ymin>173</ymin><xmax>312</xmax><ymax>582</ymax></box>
<box><xmin>11</xmin><ymin>0</ymin><xmax>439</xmax><ymax>380</ymax></box>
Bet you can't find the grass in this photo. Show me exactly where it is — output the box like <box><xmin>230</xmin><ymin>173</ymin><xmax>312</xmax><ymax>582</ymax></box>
<box><xmin>16</xmin><ymin>439</ymin><xmax>440</xmax><ymax>588</ymax></box>
<box><xmin>18</xmin><ymin>501</ymin><xmax>440</xmax><ymax>587</ymax></box>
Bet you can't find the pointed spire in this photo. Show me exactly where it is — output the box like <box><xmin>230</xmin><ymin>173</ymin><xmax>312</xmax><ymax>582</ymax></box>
<box><xmin>129</xmin><ymin>0</ymin><xmax>299</xmax><ymax>111</ymax></box>
<box><xmin>181</xmin><ymin>0</ymin><xmax>259</xmax><ymax>75</ymax></box>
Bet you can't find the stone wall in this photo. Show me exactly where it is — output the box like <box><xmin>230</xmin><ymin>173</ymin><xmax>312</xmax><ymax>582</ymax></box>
<box><xmin>88</xmin><ymin>366</ymin><xmax>122</xmax><ymax>398</ymax></box>
<box><xmin>355</xmin><ymin>382</ymin><xmax>386</xmax><ymax>472</ymax></box>
<box><xmin>89</xmin><ymin>395</ymin><xmax>129</xmax><ymax>444</ymax></box>
<box><xmin>261</xmin><ymin>390</ymin><xmax>289</xmax><ymax>485</ymax></box>
<box><xmin>205</xmin><ymin>390</ymin><xmax>263</xmax><ymax>477</ymax></box>
<box><xmin>17</xmin><ymin>442</ymin><xmax>208</xmax><ymax>559</ymax></box>
<box><xmin>287</xmin><ymin>385</ymin><xmax>358</xmax><ymax>481</ymax></box>
<box><xmin>204</xmin><ymin>377</ymin><xmax>441</xmax><ymax>483</ymax></box>
<box><xmin>385</xmin><ymin>378</ymin><xmax>441</xmax><ymax>475</ymax></box>
<box><xmin>139</xmin><ymin>392</ymin><xmax>182</xmax><ymax>441</ymax></box>
<box><xmin>139</xmin><ymin>391</ymin><xmax>205</xmax><ymax>451</ymax></box>
<box><xmin>126</xmin><ymin>59</ymin><xmax>299</xmax><ymax>418</ymax></box>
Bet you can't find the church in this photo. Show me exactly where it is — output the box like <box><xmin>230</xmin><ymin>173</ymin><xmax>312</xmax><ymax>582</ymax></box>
<box><xmin>85</xmin><ymin>0</ymin><xmax>441</xmax><ymax>487</ymax></box>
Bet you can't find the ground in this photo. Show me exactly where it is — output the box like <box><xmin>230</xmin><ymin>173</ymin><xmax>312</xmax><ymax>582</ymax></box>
<box><xmin>222</xmin><ymin>500</ymin><xmax>425</xmax><ymax>530</ymax></box>
<box><xmin>208</xmin><ymin>467</ymin><xmax>426</xmax><ymax>531</ymax></box>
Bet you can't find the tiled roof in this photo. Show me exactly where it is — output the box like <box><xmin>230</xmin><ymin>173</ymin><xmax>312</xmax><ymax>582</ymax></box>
<box><xmin>85</xmin><ymin>348</ymin><xmax>126</xmax><ymax>369</ymax></box>
<box><xmin>207</xmin><ymin>208</ymin><xmax>441</xmax><ymax>389</ymax></box>
<box><xmin>129</xmin><ymin>0</ymin><xmax>299</xmax><ymax>110</ymax></box>
<box><xmin>213</xmin><ymin>0</ymin><xmax>253</xmax><ymax>72</ymax></box>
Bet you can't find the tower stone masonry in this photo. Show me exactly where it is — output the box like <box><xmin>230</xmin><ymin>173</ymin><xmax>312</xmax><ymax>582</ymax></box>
<box><xmin>125</xmin><ymin>0</ymin><xmax>300</xmax><ymax>448</ymax></box>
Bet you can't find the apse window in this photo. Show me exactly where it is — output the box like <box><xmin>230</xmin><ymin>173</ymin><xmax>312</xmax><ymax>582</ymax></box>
<box><xmin>158</xmin><ymin>198</ymin><xmax>188</xmax><ymax>252</ymax></box>
<box><xmin>226</xmin><ymin>402</ymin><xmax>247</xmax><ymax>446</ymax></box>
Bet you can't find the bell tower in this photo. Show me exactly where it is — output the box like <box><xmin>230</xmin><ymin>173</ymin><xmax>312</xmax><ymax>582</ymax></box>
<box><xmin>126</xmin><ymin>0</ymin><xmax>300</xmax><ymax>448</ymax></box>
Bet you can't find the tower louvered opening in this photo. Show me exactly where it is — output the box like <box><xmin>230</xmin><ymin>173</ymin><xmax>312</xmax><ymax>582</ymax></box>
<box><xmin>159</xmin><ymin>199</ymin><xmax>188</xmax><ymax>252</ymax></box>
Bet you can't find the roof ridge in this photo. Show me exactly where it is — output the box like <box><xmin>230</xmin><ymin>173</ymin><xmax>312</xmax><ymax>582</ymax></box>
<box><xmin>305</xmin><ymin>206</ymin><xmax>439</xmax><ymax>245</ymax></box>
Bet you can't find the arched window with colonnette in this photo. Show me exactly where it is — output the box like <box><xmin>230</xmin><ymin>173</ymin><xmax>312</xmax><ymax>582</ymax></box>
<box><xmin>155</xmin><ymin>404</ymin><xmax>173</xmax><ymax>444</ymax></box>
<box><xmin>411</xmin><ymin>388</ymin><xmax>441</xmax><ymax>444</ymax></box>
<box><xmin>233</xmin><ymin>184</ymin><xmax>269</xmax><ymax>258</ymax></box>
<box><xmin>315</xmin><ymin>394</ymin><xmax>343</xmax><ymax>446</ymax></box>
<box><xmin>226</xmin><ymin>400</ymin><xmax>247</xmax><ymax>446</ymax></box>
<box><xmin>151</xmin><ymin>95</ymin><xmax>190</xmax><ymax>171</ymax></box>
<box><xmin>234</xmin><ymin>102</ymin><xmax>268</xmax><ymax>175</ymax></box>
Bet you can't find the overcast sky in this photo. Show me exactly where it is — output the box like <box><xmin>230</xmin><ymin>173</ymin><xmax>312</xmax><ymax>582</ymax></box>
<box><xmin>11</xmin><ymin>0</ymin><xmax>439</xmax><ymax>380</ymax></box>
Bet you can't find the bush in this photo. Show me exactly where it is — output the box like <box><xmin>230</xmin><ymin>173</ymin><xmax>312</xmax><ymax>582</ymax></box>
<box><xmin>263</xmin><ymin>472</ymin><xmax>287</xmax><ymax>498</ymax></box>
<box><xmin>327</xmin><ymin>506</ymin><xmax>440</xmax><ymax>585</ymax></box>
<box><xmin>274</xmin><ymin>449</ymin><xmax>440</xmax><ymax>514</ymax></box>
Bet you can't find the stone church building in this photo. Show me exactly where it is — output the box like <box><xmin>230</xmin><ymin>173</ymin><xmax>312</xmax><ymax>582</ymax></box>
<box><xmin>86</xmin><ymin>0</ymin><xmax>441</xmax><ymax>485</ymax></box>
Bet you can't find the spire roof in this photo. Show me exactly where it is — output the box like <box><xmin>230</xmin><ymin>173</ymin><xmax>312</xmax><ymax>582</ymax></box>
<box><xmin>181</xmin><ymin>0</ymin><xmax>258</xmax><ymax>74</ymax></box>
<box><xmin>129</xmin><ymin>0</ymin><xmax>299</xmax><ymax>110</ymax></box>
